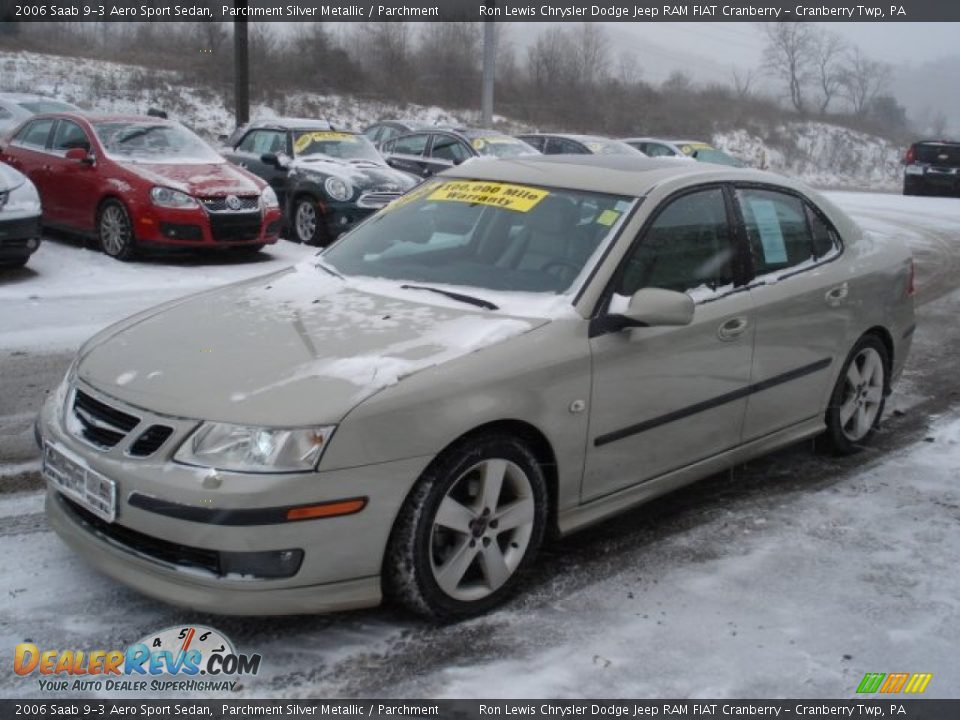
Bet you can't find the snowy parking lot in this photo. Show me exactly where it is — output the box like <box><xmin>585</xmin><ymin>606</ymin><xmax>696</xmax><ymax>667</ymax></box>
<box><xmin>1</xmin><ymin>191</ymin><xmax>959</xmax><ymax>699</ymax></box>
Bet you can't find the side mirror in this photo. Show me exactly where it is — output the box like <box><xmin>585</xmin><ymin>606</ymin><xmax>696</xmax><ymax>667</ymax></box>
<box><xmin>65</xmin><ymin>147</ymin><xmax>93</xmax><ymax>165</ymax></box>
<box><xmin>261</xmin><ymin>152</ymin><xmax>290</xmax><ymax>169</ymax></box>
<box><xmin>591</xmin><ymin>288</ymin><xmax>694</xmax><ymax>337</ymax></box>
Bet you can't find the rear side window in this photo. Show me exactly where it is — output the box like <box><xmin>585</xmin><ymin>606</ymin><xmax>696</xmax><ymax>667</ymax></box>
<box><xmin>52</xmin><ymin>120</ymin><xmax>91</xmax><ymax>153</ymax></box>
<box><xmin>429</xmin><ymin>135</ymin><xmax>470</xmax><ymax>163</ymax></box>
<box><xmin>736</xmin><ymin>188</ymin><xmax>834</xmax><ymax>275</ymax></box>
<box><xmin>644</xmin><ymin>143</ymin><xmax>677</xmax><ymax>158</ymax></box>
<box><xmin>520</xmin><ymin>136</ymin><xmax>546</xmax><ymax>152</ymax></box>
<box><xmin>14</xmin><ymin>118</ymin><xmax>55</xmax><ymax>149</ymax></box>
<box><xmin>391</xmin><ymin>133</ymin><xmax>429</xmax><ymax>156</ymax></box>
<box><xmin>806</xmin><ymin>205</ymin><xmax>841</xmax><ymax>260</ymax></box>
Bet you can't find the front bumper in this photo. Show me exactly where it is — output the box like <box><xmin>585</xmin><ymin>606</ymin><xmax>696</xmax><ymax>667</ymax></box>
<box><xmin>38</xmin><ymin>380</ymin><xmax>432</xmax><ymax>615</ymax></box>
<box><xmin>133</xmin><ymin>205</ymin><xmax>282</xmax><ymax>248</ymax></box>
<box><xmin>0</xmin><ymin>214</ymin><xmax>41</xmax><ymax>259</ymax></box>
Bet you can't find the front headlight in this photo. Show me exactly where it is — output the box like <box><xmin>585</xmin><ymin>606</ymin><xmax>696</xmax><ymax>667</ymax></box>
<box><xmin>261</xmin><ymin>186</ymin><xmax>279</xmax><ymax>209</ymax></box>
<box><xmin>4</xmin><ymin>180</ymin><xmax>41</xmax><ymax>215</ymax></box>
<box><xmin>174</xmin><ymin>423</ymin><xmax>335</xmax><ymax>473</ymax></box>
<box><xmin>324</xmin><ymin>176</ymin><xmax>352</xmax><ymax>202</ymax></box>
<box><xmin>150</xmin><ymin>186</ymin><xmax>199</xmax><ymax>209</ymax></box>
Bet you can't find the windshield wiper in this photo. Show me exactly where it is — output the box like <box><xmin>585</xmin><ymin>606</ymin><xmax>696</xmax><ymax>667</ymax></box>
<box><xmin>400</xmin><ymin>284</ymin><xmax>499</xmax><ymax>311</ymax></box>
<box><xmin>115</xmin><ymin>125</ymin><xmax>164</xmax><ymax>144</ymax></box>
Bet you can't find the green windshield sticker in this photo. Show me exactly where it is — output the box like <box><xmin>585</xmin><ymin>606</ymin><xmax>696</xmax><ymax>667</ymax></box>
<box><xmin>596</xmin><ymin>209</ymin><xmax>621</xmax><ymax>226</ymax></box>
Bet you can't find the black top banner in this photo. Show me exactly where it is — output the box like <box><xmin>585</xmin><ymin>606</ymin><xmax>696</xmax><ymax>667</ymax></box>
<box><xmin>2</xmin><ymin>0</ymin><xmax>958</xmax><ymax>22</ymax></box>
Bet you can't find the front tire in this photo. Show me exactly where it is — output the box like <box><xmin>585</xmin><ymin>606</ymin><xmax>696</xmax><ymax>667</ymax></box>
<box><xmin>98</xmin><ymin>200</ymin><xmax>137</xmax><ymax>261</ymax></box>
<box><xmin>292</xmin><ymin>196</ymin><xmax>329</xmax><ymax>246</ymax></box>
<box><xmin>384</xmin><ymin>433</ymin><xmax>548</xmax><ymax>620</ymax></box>
<box><xmin>822</xmin><ymin>335</ymin><xmax>889</xmax><ymax>455</ymax></box>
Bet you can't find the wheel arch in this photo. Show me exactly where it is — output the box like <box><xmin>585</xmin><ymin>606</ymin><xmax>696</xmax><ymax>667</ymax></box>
<box><xmin>862</xmin><ymin>325</ymin><xmax>895</xmax><ymax>391</ymax></box>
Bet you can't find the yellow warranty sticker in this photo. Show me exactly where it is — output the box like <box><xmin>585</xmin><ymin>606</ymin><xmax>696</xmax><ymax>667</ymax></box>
<box><xmin>596</xmin><ymin>209</ymin><xmax>621</xmax><ymax>226</ymax></box>
<box><xmin>428</xmin><ymin>181</ymin><xmax>548</xmax><ymax>212</ymax></box>
<box><xmin>294</xmin><ymin>132</ymin><xmax>357</xmax><ymax>153</ymax></box>
<box><xmin>380</xmin><ymin>181</ymin><xmax>440</xmax><ymax>213</ymax></box>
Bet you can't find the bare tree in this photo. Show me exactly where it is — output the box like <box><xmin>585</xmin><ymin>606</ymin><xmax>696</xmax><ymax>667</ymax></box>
<box><xmin>840</xmin><ymin>47</ymin><xmax>890</xmax><ymax>115</ymax></box>
<box><xmin>574</xmin><ymin>23</ymin><xmax>609</xmax><ymax>88</ymax></box>
<box><xmin>813</xmin><ymin>31</ymin><xmax>846</xmax><ymax>114</ymax></box>
<box><xmin>762</xmin><ymin>22</ymin><xmax>816</xmax><ymax>114</ymax></box>
<box><xmin>731</xmin><ymin>66</ymin><xmax>758</xmax><ymax>100</ymax></box>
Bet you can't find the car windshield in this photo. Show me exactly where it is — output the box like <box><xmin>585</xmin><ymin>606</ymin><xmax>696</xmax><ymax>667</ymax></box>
<box><xmin>293</xmin><ymin>131</ymin><xmax>382</xmax><ymax>161</ymax></box>
<box><xmin>468</xmin><ymin>135</ymin><xmax>540</xmax><ymax>158</ymax></box>
<box><xmin>583</xmin><ymin>139</ymin><xmax>642</xmax><ymax>155</ymax></box>
<box><xmin>19</xmin><ymin>100</ymin><xmax>76</xmax><ymax>114</ymax></box>
<box><xmin>322</xmin><ymin>179</ymin><xmax>634</xmax><ymax>295</ymax></box>
<box><xmin>93</xmin><ymin>122</ymin><xmax>223</xmax><ymax>164</ymax></box>
<box><xmin>691</xmin><ymin>147</ymin><xmax>743</xmax><ymax>167</ymax></box>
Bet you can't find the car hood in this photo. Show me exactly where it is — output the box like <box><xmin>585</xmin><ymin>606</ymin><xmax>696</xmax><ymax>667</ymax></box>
<box><xmin>76</xmin><ymin>264</ymin><xmax>546</xmax><ymax>426</ymax></box>
<box><xmin>118</xmin><ymin>161</ymin><xmax>264</xmax><ymax>196</ymax></box>
<box><xmin>290</xmin><ymin>156</ymin><xmax>418</xmax><ymax>193</ymax></box>
<box><xmin>0</xmin><ymin>161</ymin><xmax>26</xmax><ymax>192</ymax></box>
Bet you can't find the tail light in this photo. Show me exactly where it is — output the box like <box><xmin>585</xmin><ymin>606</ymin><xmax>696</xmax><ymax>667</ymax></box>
<box><xmin>904</xmin><ymin>146</ymin><xmax>916</xmax><ymax>164</ymax></box>
<box><xmin>906</xmin><ymin>259</ymin><xmax>915</xmax><ymax>297</ymax></box>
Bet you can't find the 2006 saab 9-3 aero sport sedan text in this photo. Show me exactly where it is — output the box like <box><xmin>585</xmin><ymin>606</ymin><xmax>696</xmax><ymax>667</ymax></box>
<box><xmin>37</xmin><ymin>156</ymin><xmax>915</xmax><ymax>619</ymax></box>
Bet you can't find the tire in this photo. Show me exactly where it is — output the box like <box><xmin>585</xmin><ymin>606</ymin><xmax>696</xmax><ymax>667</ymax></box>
<box><xmin>822</xmin><ymin>335</ymin><xmax>890</xmax><ymax>455</ymax></box>
<box><xmin>98</xmin><ymin>199</ymin><xmax>137</xmax><ymax>261</ymax></box>
<box><xmin>384</xmin><ymin>433</ymin><xmax>549</xmax><ymax>620</ymax></box>
<box><xmin>291</xmin><ymin>195</ymin><xmax>330</xmax><ymax>246</ymax></box>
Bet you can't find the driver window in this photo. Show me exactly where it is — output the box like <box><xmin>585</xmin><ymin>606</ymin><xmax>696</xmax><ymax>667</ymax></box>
<box><xmin>238</xmin><ymin>130</ymin><xmax>285</xmax><ymax>155</ymax></box>
<box><xmin>52</xmin><ymin>120</ymin><xmax>91</xmax><ymax>153</ymax></box>
<box><xmin>619</xmin><ymin>188</ymin><xmax>735</xmax><ymax>296</ymax></box>
<box><xmin>430</xmin><ymin>135</ymin><xmax>470</xmax><ymax>163</ymax></box>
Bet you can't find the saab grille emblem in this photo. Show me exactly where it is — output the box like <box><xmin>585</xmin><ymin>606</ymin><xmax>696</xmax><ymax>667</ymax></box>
<box><xmin>856</xmin><ymin>672</ymin><xmax>932</xmax><ymax>694</ymax></box>
<box><xmin>225</xmin><ymin>195</ymin><xmax>242</xmax><ymax>211</ymax></box>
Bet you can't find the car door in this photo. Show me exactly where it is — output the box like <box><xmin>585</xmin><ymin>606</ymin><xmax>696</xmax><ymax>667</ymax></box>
<box><xmin>3</xmin><ymin>117</ymin><xmax>56</xmax><ymax>217</ymax></box>
<box><xmin>227</xmin><ymin>128</ymin><xmax>289</xmax><ymax>203</ymax></box>
<box><xmin>733</xmin><ymin>185</ymin><xmax>850</xmax><ymax>441</ymax></box>
<box><xmin>583</xmin><ymin>186</ymin><xmax>755</xmax><ymax>501</ymax></box>
<box><xmin>382</xmin><ymin>132</ymin><xmax>432</xmax><ymax>177</ymax></box>
<box><xmin>45</xmin><ymin>119</ymin><xmax>98</xmax><ymax>229</ymax></box>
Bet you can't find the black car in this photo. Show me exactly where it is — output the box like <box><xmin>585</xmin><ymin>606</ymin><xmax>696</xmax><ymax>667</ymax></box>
<box><xmin>380</xmin><ymin>128</ymin><xmax>539</xmax><ymax>179</ymax></box>
<box><xmin>516</xmin><ymin>133</ymin><xmax>643</xmax><ymax>157</ymax></box>
<box><xmin>362</xmin><ymin>120</ymin><xmax>432</xmax><ymax>148</ymax></box>
<box><xmin>0</xmin><ymin>162</ymin><xmax>42</xmax><ymax>268</ymax></box>
<box><xmin>222</xmin><ymin>118</ymin><xmax>418</xmax><ymax>245</ymax></box>
<box><xmin>903</xmin><ymin>140</ymin><xmax>960</xmax><ymax>196</ymax></box>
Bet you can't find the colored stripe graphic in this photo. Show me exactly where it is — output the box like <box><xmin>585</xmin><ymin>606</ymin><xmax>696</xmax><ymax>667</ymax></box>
<box><xmin>904</xmin><ymin>674</ymin><xmax>933</xmax><ymax>694</ymax></box>
<box><xmin>857</xmin><ymin>673</ymin><xmax>886</xmax><ymax>693</ymax></box>
<box><xmin>880</xmin><ymin>673</ymin><xmax>909</xmax><ymax>693</ymax></box>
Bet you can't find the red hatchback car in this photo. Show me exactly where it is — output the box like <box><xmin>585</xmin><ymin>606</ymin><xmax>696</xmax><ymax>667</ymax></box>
<box><xmin>0</xmin><ymin>113</ymin><xmax>281</xmax><ymax>260</ymax></box>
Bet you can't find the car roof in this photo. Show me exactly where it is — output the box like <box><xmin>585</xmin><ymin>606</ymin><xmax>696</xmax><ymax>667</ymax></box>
<box><xmin>245</xmin><ymin>117</ymin><xmax>333</xmax><ymax>131</ymax></box>
<box><xmin>0</xmin><ymin>93</ymin><xmax>68</xmax><ymax>102</ymax></box>
<box><xmin>519</xmin><ymin>133</ymin><xmax>611</xmax><ymax>142</ymax></box>
<box><xmin>441</xmin><ymin>154</ymin><xmax>785</xmax><ymax>197</ymax></box>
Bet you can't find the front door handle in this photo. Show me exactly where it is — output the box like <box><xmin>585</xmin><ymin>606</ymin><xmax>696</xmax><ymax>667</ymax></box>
<box><xmin>825</xmin><ymin>282</ymin><xmax>849</xmax><ymax>306</ymax></box>
<box><xmin>718</xmin><ymin>316</ymin><xmax>749</xmax><ymax>341</ymax></box>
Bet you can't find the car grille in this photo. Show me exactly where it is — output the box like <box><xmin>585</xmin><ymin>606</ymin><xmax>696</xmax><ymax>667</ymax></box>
<box><xmin>201</xmin><ymin>196</ymin><xmax>260</xmax><ymax>213</ymax></box>
<box><xmin>128</xmin><ymin>425</ymin><xmax>174</xmax><ymax>457</ymax></box>
<box><xmin>70</xmin><ymin>389</ymin><xmax>140</xmax><ymax>449</ymax></box>
<box><xmin>357</xmin><ymin>191</ymin><xmax>402</xmax><ymax>209</ymax></box>
<box><xmin>208</xmin><ymin>212</ymin><xmax>262</xmax><ymax>242</ymax></box>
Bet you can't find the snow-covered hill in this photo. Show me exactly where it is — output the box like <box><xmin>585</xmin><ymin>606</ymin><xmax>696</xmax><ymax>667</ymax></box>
<box><xmin>1</xmin><ymin>50</ymin><xmax>903</xmax><ymax>191</ymax></box>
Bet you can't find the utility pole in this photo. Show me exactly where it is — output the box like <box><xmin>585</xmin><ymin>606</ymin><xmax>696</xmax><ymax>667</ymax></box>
<box><xmin>481</xmin><ymin>15</ymin><xmax>496</xmax><ymax>126</ymax></box>
<box><xmin>233</xmin><ymin>9</ymin><xmax>250</xmax><ymax>128</ymax></box>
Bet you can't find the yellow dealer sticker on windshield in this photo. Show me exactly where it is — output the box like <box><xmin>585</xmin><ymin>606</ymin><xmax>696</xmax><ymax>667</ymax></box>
<box><xmin>294</xmin><ymin>132</ymin><xmax>357</xmax><ymax>153</ymax></box>
<box><xmin>429</xmin><ymin>181</ymin><xmax>548</xmax><ymax>212</ymax></box>
<box><xmin>472</xmin><ymin>137</ymin><xmax>521</xmax><ymax>150</ymax></box>
<box><xmin>596</xmin><ymin>209</ymin><xmax>620</xmax><ymax>226</ymax></box>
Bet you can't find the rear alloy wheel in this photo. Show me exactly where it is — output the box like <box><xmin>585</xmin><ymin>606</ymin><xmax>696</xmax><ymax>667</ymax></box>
<box><xmin>385</xmin><ymin>434</ymin><xmax>548</xmax><ymax>620</ymax></box>
<box><xmin>823</xmin><ymin>335</ymin><xmax>889</xmax><ymax>454</ymax></box>
<box><xmin>293</xmin><ymin>196</ymin><xmax>329</xmax><ymax>246</ymax></box>
<box><xmin>98</xmin><ymin>200</ymin><xmax>137</xmax><ymax>261</ymax></box>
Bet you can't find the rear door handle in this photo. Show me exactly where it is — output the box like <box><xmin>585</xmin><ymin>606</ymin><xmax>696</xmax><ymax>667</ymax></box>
<box><xmin>717</xmin><ymin>316</ymin><xmax>749</xmax><ymax>341</ymax></box>
<box><xmin>825</xmin><ymin>282</ymin><xmax>848</xmax><ymax>306</ymax></box>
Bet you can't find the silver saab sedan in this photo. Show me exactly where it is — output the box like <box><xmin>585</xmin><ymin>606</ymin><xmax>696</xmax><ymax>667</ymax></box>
<box><xmin>37</xmin><ymin>156</ymin><xmax>915</xmax><ymax>619</ymax></box>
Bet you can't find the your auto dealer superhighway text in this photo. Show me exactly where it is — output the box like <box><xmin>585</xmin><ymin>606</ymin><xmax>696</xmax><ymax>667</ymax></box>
<box><xmin>481</xmin><ymin>5</ymin><xmax>897</xmax><ymax>18</ymax></box>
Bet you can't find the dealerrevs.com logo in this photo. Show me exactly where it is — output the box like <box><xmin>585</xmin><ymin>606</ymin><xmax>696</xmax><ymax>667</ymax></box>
<box><xmin>14</xmin><ymin>625</ymin><xmax>261</xmax><ymax>693</ymax></box>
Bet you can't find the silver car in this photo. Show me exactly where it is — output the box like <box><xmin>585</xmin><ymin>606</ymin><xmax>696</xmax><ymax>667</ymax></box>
<box><xmin>38</xmin><ymin>156</ymin><xmax>914</xmax><ymax>619</ymax></box>
<box><xmin>0</xmin><ymin>93</ymin><xmax>81</xmax><ymax>136</ymax></box>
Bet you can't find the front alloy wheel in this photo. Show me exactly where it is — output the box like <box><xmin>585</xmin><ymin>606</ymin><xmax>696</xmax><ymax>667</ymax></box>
<box><xmin>385</xmin><ymin>434</ymin><xmax>548</xmax><ymax>619</ymax></box>
<box><xmin>823</xmin><ymin>335</ymin><xmax>889</xmax><ymax>454</ymax></box>
<box><xmin>98</xmin><ymin>200</ymin><xmax>136</xmax><ymax>261</ymax></box>
<box><xmin>293</xmin><ymin>196</ymin><xmax>328</xmax><ymax>246</ymax></box>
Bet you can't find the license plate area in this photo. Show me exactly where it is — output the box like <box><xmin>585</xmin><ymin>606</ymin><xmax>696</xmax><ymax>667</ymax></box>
<box><xmin>43</xmin><ymin>442</ymin><xmax>117</xmax><ymax>523</ymax></box>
